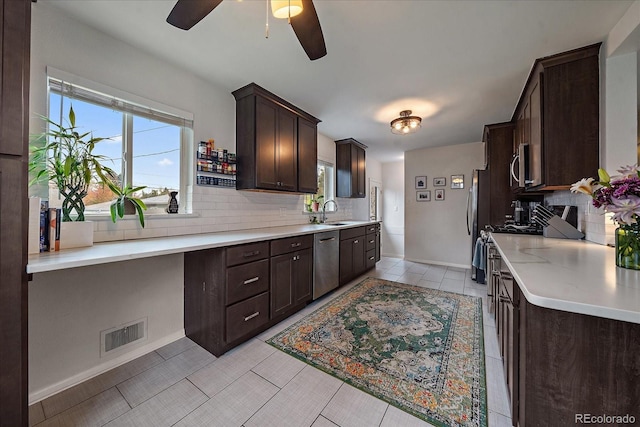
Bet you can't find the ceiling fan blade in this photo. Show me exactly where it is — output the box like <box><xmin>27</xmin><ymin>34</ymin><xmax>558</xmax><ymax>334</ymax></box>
<box><xmin>290</xmin><ymin>0</ymin><xmax>327</xmax><ymax>60</ymax></box>
<box><xmin>167</xmin><ymin>0</ymin><xmax>223</xmax><ymax>30</ymax></box>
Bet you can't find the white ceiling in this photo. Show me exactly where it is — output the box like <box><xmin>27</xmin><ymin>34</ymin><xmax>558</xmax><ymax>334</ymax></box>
<box><xmin>43</xmin><ymin>0</ymin><xmax>632</xmax><ymax>162</ymax></box>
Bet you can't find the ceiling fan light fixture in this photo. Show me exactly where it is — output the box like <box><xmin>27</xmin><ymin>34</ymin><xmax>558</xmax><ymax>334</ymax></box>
<box><xmin>271</xmin><ymin>0</ymin><xmax>303</xmax><ymax>19</ymax></box>
<box><xmin>390</xmin><ymin>110</ymin><xmax>422</xmax><ymax>135</ymax></box>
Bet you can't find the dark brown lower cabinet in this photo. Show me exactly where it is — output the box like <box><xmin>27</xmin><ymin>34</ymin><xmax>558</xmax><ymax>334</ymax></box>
<box><xmin>493</xmin><ymin>269</ymin><xmax>640</xmax><ymax>427</ymax></box>
<box><xmin>270</xmin><ymin>248</ymin><xmax>312</xmax><ymax>319</ymax></box>
<box><xmin>517</xmin><ymin>295</ymin><xmax>640</xmax><ymax>426</ymax></box>
<box><xmin>184</xmin><ymin>242</ymin><xmax>272</xmax><ymax>357</ymax></box>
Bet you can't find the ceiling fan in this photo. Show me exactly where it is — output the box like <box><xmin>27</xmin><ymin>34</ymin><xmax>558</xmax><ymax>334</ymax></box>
<box><xmin>166</xmin><ymin>0</ymin><xmax>327</xmax><ymax>60</ymax></box>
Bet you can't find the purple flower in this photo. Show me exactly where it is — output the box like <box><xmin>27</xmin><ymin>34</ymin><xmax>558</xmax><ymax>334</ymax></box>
<box><xmin>607</xmin><ymin>195</ymin><xmax>640</xmax><ymax>225</ymax></box>
<box><xmin>615</xmin><ymin>164</ymin><xmax>640</xmax><ymax>179</ymax></box>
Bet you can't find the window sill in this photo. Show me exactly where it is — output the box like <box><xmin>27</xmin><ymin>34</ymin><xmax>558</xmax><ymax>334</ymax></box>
<box><xmin>84</xmin><ymin>212</ymin><xmax>200</xmax><ymax>222</ymax></box>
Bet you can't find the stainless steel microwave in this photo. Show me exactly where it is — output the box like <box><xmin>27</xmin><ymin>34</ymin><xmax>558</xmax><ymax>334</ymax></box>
<box><xmin>510</xmin><ymin>144</ymin><xmax>532</xmax><ymax>187</ymax></box>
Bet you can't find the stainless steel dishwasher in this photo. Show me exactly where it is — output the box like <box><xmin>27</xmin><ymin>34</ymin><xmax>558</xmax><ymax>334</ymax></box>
<box><xmin>313</xmin><ymin>230</ymin><xmax>340</xmax><ymax>300</ymax></box>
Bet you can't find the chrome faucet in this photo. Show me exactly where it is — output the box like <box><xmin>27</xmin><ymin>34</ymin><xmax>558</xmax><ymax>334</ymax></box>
<box><xmin>321</xmin><ymin>200</ymin><xmax>338</xmax><ymax>223</ymax></box>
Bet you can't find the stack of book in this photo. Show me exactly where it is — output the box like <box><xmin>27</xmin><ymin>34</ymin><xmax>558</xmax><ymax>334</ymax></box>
<box><xmin>38</xmin><ymin>200</ymin><xmax>61</xmax><ymax>252</ymax></box>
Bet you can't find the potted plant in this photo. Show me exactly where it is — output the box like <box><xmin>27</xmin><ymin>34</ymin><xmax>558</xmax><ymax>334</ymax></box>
<box><xmin>104</xmin><ymin>181</ymin><xmax>147</xmax><ymax>228</ymax></box>
<box><xmin>29</xmin><ymin>106</ymin><xmax>148</xmax><ymax>246</ymax></box>
<box><xmin>311</xmin><ymin>195</ymin><xmax>324</xmax><ymax>212</ymax></box>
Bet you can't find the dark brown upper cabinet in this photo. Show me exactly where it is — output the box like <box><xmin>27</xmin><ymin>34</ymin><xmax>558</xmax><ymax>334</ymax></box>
<box><xmin>512</xmin><ymin>43</ymin><xmax>601</xmax><ymax>191</ymax></box>
<box><xmin>233</xmin><ymin>83</ymin><xmax>320</xmax><ymax>193</ymax></box>
<box><xmin>336</xmin><ymin>138</ymin><xmax>366</xmax><ymax>198</ymax></box>
<box><xmin>482</xmin><ymin>122</ymin><xmax>516</xmax><ymax>227</ymax></box>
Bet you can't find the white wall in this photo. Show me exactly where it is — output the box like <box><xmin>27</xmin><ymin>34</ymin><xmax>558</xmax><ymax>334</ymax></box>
<box><xmin>381</xmin><ymin>161</ymin><xmax>405</xmax><ymax>258</ymax></box>
<box><xmin>404</xmin><ymin>142</ymin><xmax>485</xmax><ymax>268</ymax></box>
<box><xmin>349</xmin><ymin>156</ymin><xmax>382</xmax><ymax>221</ymax></box>
<box><xmin>29</xmin><ymin>255</ymin><xmax>184</xmax><ymax>402</ymax></box>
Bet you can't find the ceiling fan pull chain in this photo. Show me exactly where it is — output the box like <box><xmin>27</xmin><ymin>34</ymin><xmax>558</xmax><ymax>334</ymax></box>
<box><xmin>265</xmin><ymin>0</ymin><xmax>270</xmax><ymax>38</ymax></box>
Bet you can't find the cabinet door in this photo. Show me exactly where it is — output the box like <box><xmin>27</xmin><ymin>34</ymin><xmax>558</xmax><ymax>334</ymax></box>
<box><xmin>255</xmin><ymin>97</ymin><xmax>279</xmax><ymax>190</ymax></box>
<box><xmin>352</xmin><ymin>236</ymin><xmax>366</xmax><ymax>277</ymax></box>
<box><xmin>293</xmin><ymin>248</ymin><xmax>313</xmax><ymax>306</ymax></box>
<box><xmin>355</xmin><ymin>145</ymin><xmax>366</xmax><ymax>198</ymax></box>
<box><xmin>270</xmin><ymin>253</ymin><xmax>294</xmax><ymax>318</ymax></box>
<box><xmin>528</xmin><ymin>76</ymin><xmax>542</xmax><ymax>187</ymax></box>
<box><xmin>276</xmin><ymin>108</ymin><xmax>297</xmax><ymax>191</ymax></box>
<box><xmin>339</xmin><ymin>238</ymin><xmax>354</xmax><ymax>285</ymax></box>
<box><xmin>297</xmin><ymin>117</ymin><xmax>318</xmax><ymax>194</ymax></box>
<box><xmin>375</xmin><ymin>231</ymin><xmax>381</xmax><ymax>262</ymax></box>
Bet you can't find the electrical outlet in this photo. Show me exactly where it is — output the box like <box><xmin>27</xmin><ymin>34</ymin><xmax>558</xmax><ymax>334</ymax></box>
<box><xmin>279</xmin><ymin>207</ymin><xmax>286</xmax><ymax>217</ymax></box>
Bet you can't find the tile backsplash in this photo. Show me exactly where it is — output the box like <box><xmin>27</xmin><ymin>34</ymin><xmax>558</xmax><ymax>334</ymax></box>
<box><xmin>544</xmin><ymin>190</ymin><xmax>615</xmax><ymax>245</ymax></box>
<box><xmin>92</xmin><ymin>186</ymin><xmax>356</xmax><ymax>243</ymax></box>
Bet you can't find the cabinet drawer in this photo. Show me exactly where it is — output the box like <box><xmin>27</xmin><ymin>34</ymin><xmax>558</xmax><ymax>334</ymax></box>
<box><xmin>365</xmin><ymin>249</ymin><xmax>376</xmax><ymax>270</ymax></box>
<box><xmin>270</xmin><ymin>234</ymin><xmax>313</xmax><ymax>256</ymax></box>
<box><xmin>226</xmin><ymin>241</ymin><xmax>269</xmax><ymax>267</ymax></box>
<box><xmin>365</xmin><ymin>223</ymin><xmax>379</xmax><ymax>235</ymax></box>
<box><xmin>340</xmin><ymin>226</ymin><xmax>366</xmax><ymax>240</ymax></box>
<box><xmin>365</xmin><ymin>235</ymin><xmax>376</xmax><ymax>252</ymax></box>
<box><xmin>226</xmin><ymin>292</ymin><xmax>269</xmax><ymax>343</ymax></box>
<box><xmin>226</xmin><ymin>259</ymin><xmax>269</xmax><ymax>305</ymax></box>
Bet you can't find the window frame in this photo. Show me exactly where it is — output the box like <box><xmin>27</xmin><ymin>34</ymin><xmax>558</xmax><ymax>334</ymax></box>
<box><xmin>45</xmin><ymin>68</ymin><xmax>194</xmax><ymax>216</ymax></box>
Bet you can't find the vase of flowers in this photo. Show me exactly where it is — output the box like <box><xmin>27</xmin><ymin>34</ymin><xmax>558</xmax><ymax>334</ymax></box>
<box><xmin>571</xmin><ymin>164</ymin><xmax>640</xmax><ymax>270</ymax></box>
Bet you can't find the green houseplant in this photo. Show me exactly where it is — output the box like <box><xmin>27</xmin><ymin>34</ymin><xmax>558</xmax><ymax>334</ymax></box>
<box><xmin>104</xmin><ymin>181</ymin><xmax>147</xmax><ymax>228</ymax></box>
<box><xmin>30</xmin><ymin>106</ymin><xmax>147</xmax><ymax>227</ymax></box>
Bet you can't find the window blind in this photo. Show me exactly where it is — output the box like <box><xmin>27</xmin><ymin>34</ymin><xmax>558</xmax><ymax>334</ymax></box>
<box><xmin>48</xmin><ymin>77</ymin><xmax>193</xmax><ymax>129</ymax></box>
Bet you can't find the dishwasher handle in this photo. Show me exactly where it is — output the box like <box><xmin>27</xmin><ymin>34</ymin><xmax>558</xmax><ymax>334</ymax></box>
<box><xmin>319</xmin><ymin>237</ymin><xmax>336</xmax><ymax>243</ymax></box>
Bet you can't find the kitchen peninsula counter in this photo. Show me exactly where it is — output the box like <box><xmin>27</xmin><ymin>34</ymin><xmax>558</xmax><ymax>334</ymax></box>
<box><xmin>27</xmin><ymin>221</ymin><xmax>378</xmax><ymax>274</ymax></box>
<box><xmin>490</xmin><ymin>233</ymin><xmax>640</xmax><ymax>324</ymax></box>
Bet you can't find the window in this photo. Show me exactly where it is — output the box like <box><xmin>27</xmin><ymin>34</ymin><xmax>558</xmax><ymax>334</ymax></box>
<box><xmin>47</xmin><ymin>75</ymin><xmax>192</xmax><ymax>215</ymax></box>
<box><xmin>305</xmin><ymin>160</ymin><xmax>335</xmax><ymax>211</ymax></box>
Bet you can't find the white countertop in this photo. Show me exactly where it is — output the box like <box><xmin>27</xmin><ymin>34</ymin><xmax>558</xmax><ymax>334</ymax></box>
<box><xmin>490</xmin><ymin>234</ymin><xmax>640</xmax><ymax>324</ymax></box>
<box><xmin>27</xmin><ymin>221</ymin><xmax>377</xmax><ymax>274</ymax></box>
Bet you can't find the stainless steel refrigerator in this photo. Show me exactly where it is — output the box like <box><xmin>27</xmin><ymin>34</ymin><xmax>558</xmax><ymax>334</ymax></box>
<box><xmin>467</xmin><ymin>170</ymin><xmax>485</xmax><ymax>282</ymax></box>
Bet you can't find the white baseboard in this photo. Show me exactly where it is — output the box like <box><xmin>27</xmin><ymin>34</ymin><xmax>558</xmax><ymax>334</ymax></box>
<box><xmin>29</xmin><ymin>329</ymin><xmax>186</xmax><ymax>405</ymax></box>
<box><xmin>381</xmin><ymin>252</ymin><xmax>404</xmax><ymax>258</ymax></box>
<box><xmin>404</xmin><ymin>257</ymin><xmax>470</xmax><ymax>270</ymax></box>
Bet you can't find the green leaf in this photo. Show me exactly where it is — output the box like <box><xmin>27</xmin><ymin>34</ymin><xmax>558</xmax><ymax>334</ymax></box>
<box><xmin>69</xmin><ymin>106</ymin><xmax>76</xmax><ymax>127</ymax></box>
<box><xmin>109</xmin><ymin>203</ymin><xmax>117</xmax><ymax>223</ymax></box>
<box><xmin>63</xmin><ymin>157</ymin><xmax>73</xmax><ymax>176</ymax></box>
<box><xmin>135</xmin><ymin>204</ymin><xmax>145</xmax><ymax>228</ymax></box>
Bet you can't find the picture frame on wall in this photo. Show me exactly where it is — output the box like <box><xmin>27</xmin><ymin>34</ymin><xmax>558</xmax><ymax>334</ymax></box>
<box><xmin>435</xmin><ymin>189</ymin><xmax>445</xmax><ymax>201</ymax></box>
<box><xmin>451</xmin><ymin>174</ymin><xmax>464</xmax><ymax>189</ymax></box>
<box><xmin>416</xmin><ymin>190</ymin><xmax>431</xmax><ymax>201</ymax></box>
<box><xmin>415</xmin><ymin>176</ymin><xmax>427</xmax><ymax>189</ymax></box>
<box><xmin>433</xmin><ymin>177</ymin><xmax>446</xmax><ymax>186</ymax></box>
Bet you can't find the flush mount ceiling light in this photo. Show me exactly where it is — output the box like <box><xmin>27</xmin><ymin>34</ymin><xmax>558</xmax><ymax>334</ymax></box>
<box><xmin>271</xmin><ymin>0</ymin><xmax>304</xmax><ymax>19</ymax></box>
<box><xmin>390</xmin><ymin>110</ymin><xmax>422</xmax><ymax>135</ymax></box>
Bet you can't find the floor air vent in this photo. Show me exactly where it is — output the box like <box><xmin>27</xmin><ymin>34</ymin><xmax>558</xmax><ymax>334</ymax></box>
<box><xmin>100</xmin><ymin>318</ymin><xmax>147</xmax><ymax>357</ymax></box>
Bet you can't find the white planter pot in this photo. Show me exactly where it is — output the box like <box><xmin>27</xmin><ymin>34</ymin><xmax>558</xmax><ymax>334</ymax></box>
<box><xmin>60</xmin><ymin>221</ymin><xmax>94</xmax><ymax>249</ymax></box>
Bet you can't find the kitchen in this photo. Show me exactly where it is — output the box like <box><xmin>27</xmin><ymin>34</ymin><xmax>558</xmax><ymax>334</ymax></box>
<box><xmin>2</xmin><ymin>1</ymin><xmax>640</xmax><ymax>426</ymax></box>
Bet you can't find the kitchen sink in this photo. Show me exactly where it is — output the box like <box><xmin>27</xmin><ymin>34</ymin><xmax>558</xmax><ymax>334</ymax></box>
<box><xmin>323</xmin><ymin>222</ymin><xmax>347</xmax><ymax>226</ymax></box>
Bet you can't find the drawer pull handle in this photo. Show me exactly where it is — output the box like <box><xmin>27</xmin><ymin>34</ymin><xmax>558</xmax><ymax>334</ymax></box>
<box><xmin>319</xmin><ymin>237</ymin><xmax>336</xmax><ymax>243</ymax></box>
<box><xmin>369</xmin><ymin>256</ymin><xmax>375</xmax><ymax>260</ymax></box>
<box><xmin>354</xmin><ymin>240</ymin><xmax>359</xmax><ymax>244</ymax></box>
<box><xmin>244</xmin><ymin>312</ymin><xmax>260</xmax><ymax>321</ymax></box>
<box><xmin>243</xmin><ymin>277</ymin><xmax>259</xmax><ymax>285</ymax></box>
<box><xmin>243</xmin><ymin>250</ymin><xmax>260</xmax><ymax>258</ymax></box>
<box><xmin>291</xmin><ymin>242</ymin><xmax>301</xmax><ymax>248</ymax></box>
<box><xmin>499</xmin><ymin>295</ymin><xmax>511</xmax><ymax>303</ymax></box>
<box><xmin>369</xmin><ymin>240</ymin><xmax>375</xmax><ymax>244</ymax></box>
<box><xmin>292</xmin><ymin>255</ymin><xmax>300</xmax><ymax>261</ymax></box>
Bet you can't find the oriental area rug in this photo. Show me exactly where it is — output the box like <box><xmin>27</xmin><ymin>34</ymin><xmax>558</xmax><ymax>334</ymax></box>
<box><xmin>267</xmin><ymin>277</ymin><xmax>487</xmax><ymax>427</ymax></box>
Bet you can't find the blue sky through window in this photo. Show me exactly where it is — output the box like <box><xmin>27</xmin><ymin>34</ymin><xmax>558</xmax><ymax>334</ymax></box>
<box><xmin>50</xmin><ymin>93</ymin><xmax>181</xmax><ymax>193</ymax></box>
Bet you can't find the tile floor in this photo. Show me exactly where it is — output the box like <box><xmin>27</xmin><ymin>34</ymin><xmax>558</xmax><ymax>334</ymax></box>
<box><xmin>29</xmin><ymin>257</ymin><xmax>512</xmax><ymax>427</ymax></box>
